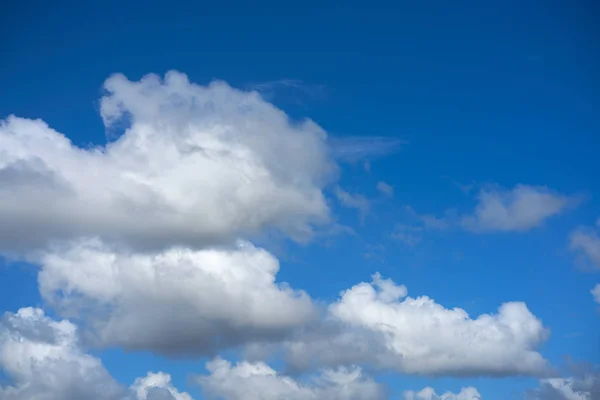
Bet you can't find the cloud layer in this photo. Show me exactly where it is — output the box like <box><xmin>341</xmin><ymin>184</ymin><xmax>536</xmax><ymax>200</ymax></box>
<box><xmin>0</xmin><ymin>71</ymin><xmax>337</xmax><ymax>253</ymax></box>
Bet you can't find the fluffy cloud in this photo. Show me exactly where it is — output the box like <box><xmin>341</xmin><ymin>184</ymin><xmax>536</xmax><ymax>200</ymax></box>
<box><xmin>403</xmin><ymin>387</ymin><xmax>481</xmax><ymax>400</ymax></box>
<box><xmin>36</xmin><ymin>238</ymin><xmax>316</xmax><ymax>356</ymax></box>
<box><xmin>0</xmin><ymin>71</ymin><xmax>337</xmax><ymax>253</ymax></box>
<box><xmin>461</xmin><ymin>185</ymin><xmax>572</xmax><ymax>232</ymax></box>
<box><xmin>196</xmin><ymin>357</ymin><xmax>385</xmax><ymax>400</ymax></box>
<box><xmin>278</xmin><ymin>274</ymin><xmax>549</xmax><ymax>377</ymax></box>
<box><xmin>0</xmin><ymin>308</ymin><xmax>191</xmax><ymax>400</ymax></box>
<box><xmin>527</xmin><ymin>375</ymin><xmax>600</xmax><ymax>400</ymax></box>
<box><xmin>570</xmin><ymin>220</ymin><xmax>600</xmax><ymax>270</ymax></box>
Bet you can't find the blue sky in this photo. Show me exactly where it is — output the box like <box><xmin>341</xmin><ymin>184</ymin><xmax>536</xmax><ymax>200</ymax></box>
<box><xmin>1</xmin><ymin>1</ymin><xmax>599</xmax><ymax>399</ymax></box>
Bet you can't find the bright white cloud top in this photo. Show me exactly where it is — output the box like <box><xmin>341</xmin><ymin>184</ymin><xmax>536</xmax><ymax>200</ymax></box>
<box><xmin>280</xmin><ymin>274</ymin><xmax>549</xmax><ymax>377</ymax></box>
<box><xmin>0</xmin><ymin>71</ymin><xmax>337</xmax><ymax>253</ymax></box>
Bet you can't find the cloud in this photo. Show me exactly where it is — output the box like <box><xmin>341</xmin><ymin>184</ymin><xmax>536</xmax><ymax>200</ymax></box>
<box><xmin>527</xmin><ymin>374</ymin><xmax>600</xmax><ymax>400</ymax></box>
<box><xmin>279</xmin><ymin>274</ymin><xmax>549</xmax><ymax>377</ymax></box>
<box><xmin>0</xmin><ymin>307</ymin><xmax>191</xmax><ymax>400</ymax></box>
<box><xmin>333</xmin><ymin>186</ymin><xmax>370</xmax><ymax>220</ymax></box>
<box><xmin>376</xmin><ymin>181</ymin><xmax>394</xmax><ymax>197</ymax></box>
<box><xmin>328</xmin><ymin>136</ymin><xmax>404</xmax><ymax>163</ymax></box>
<box><xmin>36</xmin><ymin>238</ymin><xmax>316</xmax><ymax>356</ymax></box>
<box><xmin>196</xmin><ymin>357</ymin><xmax>386</xmax><ymax>400</ymax></box>
<box><xmin>403</xmin><ymin>387</ymin><xmax>482</xmax><ymax>400</ymax></box>
<box><xmin>570</xmin><ymin>222</ymin><xmax>600</xmax><ymax>270</ymax></box>
<box><xmin>0</xmin><ymin>71</ymin><xmax>337</xmax><ymax>253</ymax></box>
<box><xmin>461</xmin><ymin>185</ymin><xmax>573</xmax><ymax>232</ymax></box>
<box><xmin>592</xmin><ymin>285</ymin><xmax>600</xmax><ymax>305</ymax></box>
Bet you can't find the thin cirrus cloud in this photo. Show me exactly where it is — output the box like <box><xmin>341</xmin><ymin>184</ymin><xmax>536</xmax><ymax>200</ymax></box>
<box><xmin>270</xmin><ymin>274</ymin><xmax>549</xmax><ymax>377</ymax></box>
<box><xmin>0</xmin><ymin>307</ymin><xmax>191</xmax><ymax>400</ymax></box>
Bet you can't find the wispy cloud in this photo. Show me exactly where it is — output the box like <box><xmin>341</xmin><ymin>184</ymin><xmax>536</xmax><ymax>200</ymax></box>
<box><xmin>329</xmin><ymin>136</ymin><xmax>405</xmax><ymax>163</ymax></box>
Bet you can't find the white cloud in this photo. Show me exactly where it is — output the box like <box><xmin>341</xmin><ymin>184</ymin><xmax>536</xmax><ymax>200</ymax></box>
<box><xmin>278</xmin><ymin>274</ymin><xmax>549</xmax><ymax>377</ymax></box>
<box><xmin>570</xmin><ymin>225</ymin><xmax>600</xmax><ymax>270</ymax></box>
<box><xmin>528</xmin><ymin>374</ymin><xmax>600</xmax><ymax>400</ymax></box>
<box><xmin>328</xmin><ymin>136</ymin><xmax>404</xmax><ymax>163</ymax></box>
<box><xmin>196</xmin><ymin>357</ymin><xmax>385</xmax><ymax>400</ymax></box>
<box><xmin>0</xmin><ymin>71</ymin><xmax>337</xmax><ymax>253</ymax></box>
<box><xmin>403</xmin><ymin>387</ymin><xmax>482</xmax><ymax>400</ymax></box>
<box><xmin>0</xmin><ymin>307</ymin><xmax>191</xmax><ymax>400</ymax></box>
<box><xmin>377</xmin><ymin>181</ymin><xmax>394</xmax><ymax>197</ymax></box>
<box><xmin>591</xmin><ymin>285</ymin><xmax>600</xmax><ymax>305</ymax></box>
<box><xmin>36</xmin><ymin>238</ymin><xmax>315</xmax><ymax>356</ymax></box>
<box><xmin>461</xmin><ymin>185</ymin><xmax>572</xmax><ymax>232</ymax></box>
<box><xmin>334</xmin><ymin>186</ymin><xmax>370</xmax><ymax>220</ymax></box>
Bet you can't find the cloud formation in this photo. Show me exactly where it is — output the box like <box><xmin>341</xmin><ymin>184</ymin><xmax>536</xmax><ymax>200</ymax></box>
<box><xmin>461</xmin><ymin>185</ymin><xmax>572</xmax><ymax>232</ymax></box>
<box><xmin>527</xmin><ymin>374</ymin><xmax>600</xmax><ymax>400</ymax></box>
<box><xmin>570</xmin><ymin>220</ymin><xmax>600</xmax><ymax>271</ymax></box>
<box><xmin>403</xmin><ymin>387</ymin><xmax>482</xmax><ymax>400</ymax></box>
<box><xmin>196</xmin><ymin>357</ymin><xmax>386</xmax><ymax>400</ymax></box>
<box><xmin>0</xmin><ymin>308</ymin><xmax>191</xmax><ymax>400</ymax></box>
<box><xmin>0</xmin><ymin>71</ymin><xmax>337</xmax><ymax>253</ymax></box>
<box><xmin>36</xmin><ymin>238</ymin><xmax>315</xmax><ymax>356</ymax></box>
<box><xmin>276</xmin><ymin>274</ymin><xmax>549</xmax><ymax>377</ymax></box>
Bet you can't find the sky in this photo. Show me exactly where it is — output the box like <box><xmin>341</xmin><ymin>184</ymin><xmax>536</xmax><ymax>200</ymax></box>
<box><xmin>0</xmin><ymin>1</ymin><xmax>599</xmax><ymax>399</ymax></box>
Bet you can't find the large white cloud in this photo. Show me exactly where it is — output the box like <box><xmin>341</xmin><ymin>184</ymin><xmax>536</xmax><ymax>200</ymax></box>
<box><xmin>460</xmin><ymin>185</ymin><xmax>573</xmax><ymax>232</ymax></box>
<box><xmin>276</xmin><ymin>274</ymin><xmax>549</xmax><ymax>377</ymax></box>
<box><xmin>0</xmin><ymin>71</ymin><xmax>337</xmax><ymax>253</ymax></box>
<box><xmin>403</xmin><ymin>387</ymin><xmax>481</xmax><ymax>400</ymax></box>
<box><xmin>36</xmin><ymin>238</ymin><xmax>316</xmax><ymax>356</ymax></box>
<box><xmin>0</xmin><ymin>307</ymin><xmax>191</xmax><ymax>400</ymax></box>
<box><xmin>196</xmin><ymin>357</ymin><xmax>385</xmax><ymax>400</ymax></box>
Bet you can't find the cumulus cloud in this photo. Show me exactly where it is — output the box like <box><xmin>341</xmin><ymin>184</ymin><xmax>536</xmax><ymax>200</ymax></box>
<box><xmin>527</xmin><ymin>374</ymin><xmax>600</xmax><ymax>400</ymax></box>
<box><xmin>570</xmin><ymin>221</ymin><xmax>600</xmax><ymax>270</ymax></box>
<box><xmin>36</xmin><ymin>238</ymin><xmax>316</xmax><ymax>356</ymax></box>
<box><xmin>277</xmin><ymin>274</ymin><xmax>549</xmax><ymax>377</ymax></box>
<box><xmin>376</xmin><ymin>181</ymin><xmax>394</xmax><ymax>197</ymax></box>
<box><xmin>403</xmin><ymin>387</ymin><xmax>482</xmax><ymax>400</ymax></box>
<box><xmin>0</xmin><ymin>307</ymin><xmax>191</xmax><ymax>400</ymax></box>
<box><xmin>0</xmin><ymin>71</ymin><xmax>338</xmax><ymax>253</ymax></box>
<box><xmin>196</xmin><ymin>357</ymin><xmax>385</xmax><ymax>400</ymax></box>
<box><xmin>461</xmin><ymin>185</ymin><xmax>573</xmax><ymax>232</ymax></box>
